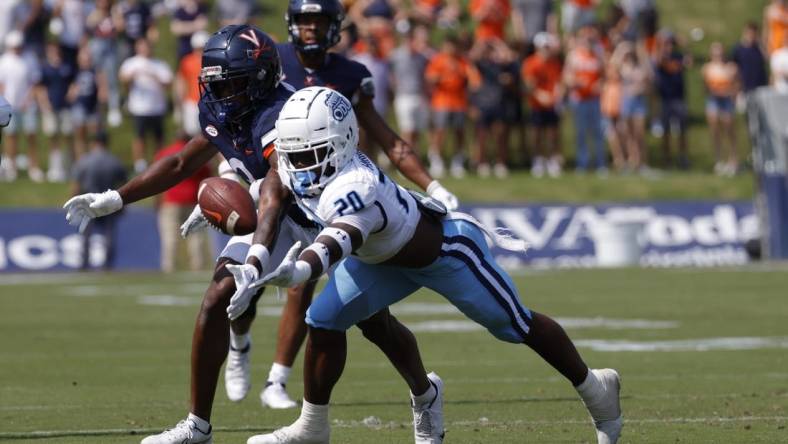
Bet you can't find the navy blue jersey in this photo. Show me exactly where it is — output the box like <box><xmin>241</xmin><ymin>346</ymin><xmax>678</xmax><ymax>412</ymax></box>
<box><xmin>277</xmin><ymin>42</ymin><xmax>375</xmax><ymax>103</ymax></box>
<box><xmin>198</xmin><ymin>83</ymin><xmax>293</xmax><ymax>183</ymax></box>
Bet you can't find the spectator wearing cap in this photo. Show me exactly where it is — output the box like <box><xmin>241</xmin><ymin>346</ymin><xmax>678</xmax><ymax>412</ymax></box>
<box><xmin>523</xmin><ymin>32</ymin><xmax>563</xmax><ymax>177</ymax></box>
<box><xmin>425</xmin><ymin>35</ymin><xmax>477</xmax><ymax>178</ymax></box>
<box><xmin>563</xmin><ymin>25</ymin><xmax>606</xmax><ymax>173</ymax></box>
<box><xmin>38</xmin><ymin>43</ymin><xmax>76</xmax><ymax>183</ymax></box>
<box><xmin>87</xmin><ymin>0</ymin><xmax>123</xmax><ymax>129</ymax></box>
<box><xmin>175</xmin><ymin>31</ymin><xmax>209</xmax><ymax>138</ymax></box>
<box><xmin>70</xmin><ymin>131</ymin><xmax>127</xmax><ymax>269</ymax></box>
<box><xmin>702</xmin><ymin>42</ymin><xmax>740</xmax><ymax>176</ymax></box>
<box><xmin>119</xmin><ymin>37</ymin><xmax>173</xmax><ymax>174</ymax></box>
<box><xmin>389</xmin><ymin>23</ymin><xmax>433</xmax><ymax>152</ymax></box>
<box><xmin>154</xmin><ymin>133</ymin><xmax>212</xmax><ymax>273</ymax></box>
<box><xmin>0</xmin><ymin>31</ymin><xmax>43</xmax><ymax>182</ymax></box>
<box><xmin>654</xmin><ymin>31</ymin><xmax>691</xmax><ymax>169</ymax></box>
<box><xmin>171</xmin><ymin>0</ymin><xmax>208</xmax><ymax>64</ymax></box>
<box><xmin>511</xmin><ymin>0</ymin><xmax>557</xmax><ymax>47</ymax></box>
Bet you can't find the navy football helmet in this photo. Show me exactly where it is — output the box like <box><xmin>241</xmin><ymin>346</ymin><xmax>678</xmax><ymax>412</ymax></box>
<box><xmin>286</xmin><ymin>0</ymin><xmax>345</xmax><ymax>55</ymax></box>
<box><xmin>199</xmin><ymin>25</ymin><xmax>281</xmax><ymax>128</ymax></box>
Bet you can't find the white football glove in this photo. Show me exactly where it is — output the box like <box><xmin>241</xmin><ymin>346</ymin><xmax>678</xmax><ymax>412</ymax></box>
<box><xmin>427</xmin><ymin>180</ymin><xmax>459</xmax><ymax>211</ymax></box>
<box><xmin>249</xmin><ymin>242</ymin><xmax>304</xmax><ymax>290</ymax></box>
<box><xmin>225</xmin><ymin>263</ymin><xmax>260</xmax><ymax>321</ymax></box>
<box><xmin>63</xmin><ymin>190</ymin><xmax>123</xmax><ymax>233</ymax></box>
<box><xmin>180</xmin><ymin>204</ymin><xmax>209</xmax><ymax>238</ymax></box>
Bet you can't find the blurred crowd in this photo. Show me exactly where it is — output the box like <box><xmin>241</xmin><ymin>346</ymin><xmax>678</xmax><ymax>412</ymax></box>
<box><xmin>2</xmin><ymin>0</ymin><xmax>788</xmax><ymax>186</ymax></box>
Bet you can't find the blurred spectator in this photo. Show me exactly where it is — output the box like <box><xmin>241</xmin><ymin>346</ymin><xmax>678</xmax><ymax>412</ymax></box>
<box><xmin>764</xmin><ymin>0</ymin><xmax>788</xmax><ymax>55</ymax></box>
<box><xmin>601</xmin><ymin>59</ymin><xmax>625</xmax><ymax>171</ymax></box>
<box><xmin>351</xmin><ymin>37</ymin><xmax>390</xmax><ymax>118</ymax></box>
<box><xmin>425</xmin><ymin>35</ymin><xmax>475</xmax><ymax>178</ymax></box>
<box><xmin>13</xmin><ymin>0</ymin><xmax>50</xmax><ymax>62</ymax></box>
<box><xmin>51</xmin><ymin>0</ymin><xmax>92</xmax><ymax>69</ymax></box>
<box><xmin>563</xmin><ymin>25</ymin><xmax>606</xmax><ymax>173</ymax></box>
<box><xmin>114</xmin><ymin>0</ymin><xmax>156</xmax><ymax>60</ymax></box>
<box><xmin>522</xmin><ymin>32</ymin><xmax>563</xmax><ymax>177</ymax></box>
<box><xmin>469</xmin><ymin>39</ymin><xmax>512</xmax><ymax>178</ymax></box>
<box><xmin>410</xmin><ymin>0</ymin><xmax>460</xmax><ymax>29</ymax></box>
<box><xmin>771</xmin><ymin>33</ymin><xmax>788</xmax><ymax>92</ymax></box>
<box><xmin>154</xmin><ymin>133</ymin><xmax>211</xmax><ymax>273</ymax></box>
<box><xmin>702</xmin><ymin>42</ymin><xmax>740</xmax><ymax>176</ymax></box>
<box><xmin>119</xmin><ymin>37</ymin><xmax>173</xmax><ymax>174</ymax></box>
<box><xmin>349</xmin><ymin>0</ymin><xmax>397</xmax><ymax>58</ymax></box>
<box><xmin>618</xmin><ymin>0</ymin><xmax>657</xmax><ymax>41</ymax></box>
<box><xmin>389</xmin><ymin>23</ymin><xmax>432</xmax><ymax>150</ymax></box>
<box><xmin>215</xmin><ymin>0</ymin><xmax>256</xmax><ymax>26</ymax></box>
<box><xmin>0</xmin><ymin>1</ymin><xmax>22</xmax><ymax>52</ymax></box>
<box><xmin>87</xmin><ymin>0</ymin><xmax>123</xmax><ymax>128</ymax></box>
<box><xmin>733</xmin><ymin>23</ymin><xmax>769</xmax><ymax>99</ymax></box>
<box><xmin>510</xmin><ymin>0</ymin><xmax>557</xmax><ymax>46</ymax></box>
<box><xmin>469</xmin><ymin>0</ymin><xmax>511</xmax><ymax>42</ymax></box>
<box><xmin>38</xmin><ymin>43</ymin><xmax>76</xmax><ymax>183</ymax></box>
<box><xmin>562</xmin><ymin>0</ymin><xmax>598</xmax><ymax>36</ymax></box>
<box><xmin>616</xmin><ymin>41</ymin><xmax>653</xmax><ymax>173</ymax></box>
<box><xmin>654</xmin><ymin>32</ymin><xmax>690</xmax><ymax>169</ymax></box>
<box><xmin>0</xmin><ymin>31</ymin><xmax>43</xmax><ymax>183</ymax></box>
<box><xmin>171</xmin><ymin>0</ymin><xmax>208</xmax><ymax>63</ymax></box>
<box><xmin>175</xmin><ymin>31</ymin><xmax>209</xmax><ymax>138</ymax></box>
<box><xmin>71</xmin><ymin>131</ymin><xmax>127</xmax><ymax>269</ymax></box>
<box><xmin>68</xmin><ymin>48</ymin><xmax>106</xmax><ymax>160</ymax></box>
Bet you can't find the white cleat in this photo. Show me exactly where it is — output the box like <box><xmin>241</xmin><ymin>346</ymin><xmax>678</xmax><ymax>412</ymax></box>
<box><xmin>140</xmin><ymin>419</ymin><xmax>212</xmax><ymax>444</ymax></box>
<box><xmin>412</xmin><ymin>372</ymin><xmax>445</xmax><ymax>444</ymax></box>
<box><xmin>261</xmin><ymin>382</ymin><xmax>298</xmax><ymax>409</ymax></box>
<box><xmin>587</xmin><ymin>369</ymin><xmax>622</xmax><ymax>444</ymax></box>
<box><xmin>225</xmin><ymin>342</ymin><xmax>251</xmax><ymax>402</ymax></box>
<box><xmin>247</xmin><ymin>423</ymin><xmax>329</xmax><ymax>444</ymax></box>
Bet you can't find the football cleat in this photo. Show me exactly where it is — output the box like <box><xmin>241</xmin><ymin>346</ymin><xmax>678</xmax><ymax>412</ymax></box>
<box><xmin>225</xmin><ymin>342</ymin><xmax>251</xmax><ymax>402</ymax></box>
<box><xmin>261</xmin><ymin>382</ymin><xmax>298</xmax><ymax>409</ymax></box>
<box><xmin>585</xmin><ymin>369</ymin><xmax>623</xmax><ymax>444</ymax></box>
<box><xmin>140</xmin><ymin>418</ymin><xmax>212</xmax><ymax>444</ymax></box>
<box><xmin>246</xmin><ymin>423</ymin><xmax>329</xmax><ymax>444</ymax></box>
<box><xmin>411</xmin><ymin>372</ymin><xmax>445</xmax><ymax>444</ymax></box>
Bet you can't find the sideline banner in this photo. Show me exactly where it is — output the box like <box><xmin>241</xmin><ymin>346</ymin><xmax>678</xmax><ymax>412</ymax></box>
<box><xmin>0</xmin><ymin>201</ymin><xmax>757</xmax><ymax>272</ymax></box>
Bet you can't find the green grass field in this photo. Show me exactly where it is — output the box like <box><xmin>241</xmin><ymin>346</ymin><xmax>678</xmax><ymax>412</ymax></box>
<box><xmin>2</xmin><ymin>267</ymin><xmax>787</xmax><ymax>443</ymax></box>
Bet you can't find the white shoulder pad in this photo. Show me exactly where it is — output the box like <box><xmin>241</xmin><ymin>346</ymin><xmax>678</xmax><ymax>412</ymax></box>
<box><xmin>317</xmin><ymin>166</ymin><xmax>378</xmax><ymax>222</ymax></box>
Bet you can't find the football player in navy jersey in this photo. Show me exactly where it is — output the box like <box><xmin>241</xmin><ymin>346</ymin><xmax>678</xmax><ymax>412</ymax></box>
<box><xmin>232</xmin><ymin>0</ymin><xmax>462</xmax><ymax>411</ymax></box>
<box><xmin>64</xmin><ymin>24</ymin><xmax>434</xmax><ymax>444</ymax></box>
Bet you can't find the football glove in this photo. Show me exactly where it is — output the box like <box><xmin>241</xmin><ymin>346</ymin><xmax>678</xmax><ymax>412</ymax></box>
<box><xmin>63</xmin><ymin>190</ymin><xmax>123</xmax><ymax>233</ymax></box>
<box><xmin>427</xmin><ymin>180</ymin><xmax>459</xmax><ymax>211</ymax></box>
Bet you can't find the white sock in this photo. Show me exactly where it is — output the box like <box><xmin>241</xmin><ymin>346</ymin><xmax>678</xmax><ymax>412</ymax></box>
<box><xmin>229</xmin><ymin>331</ymin><xmax>249</xmax><ymax>351</ymax></box>
<box><xmin>295</xmin><ymin>400</ymin><xmax>329</xmax><ymax>432</ymax></box>
<box><xmin>575</xmin><ymin>368</ymin><xmax>602</xmax><ymax>401</ymax></box>
<box><xmin>411</xmin><ymin>383</ymin><xmax>436</xmax><ymax>407</ymax></box>
<box><xmin>268</xmin><ymin>362</ymin><xmax>291</xmax><ymax>385</ymax></box>
<box><xmin>187</xmin><ymin>413</ymin><xmax>211</xmax><ymax>433</ymax></box>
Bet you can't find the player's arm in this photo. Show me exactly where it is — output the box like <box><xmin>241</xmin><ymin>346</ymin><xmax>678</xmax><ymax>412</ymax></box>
<box><xmin>119</xmin><ymin>133</ymin><xmax>217</xmax><ymax>204</ymax></box>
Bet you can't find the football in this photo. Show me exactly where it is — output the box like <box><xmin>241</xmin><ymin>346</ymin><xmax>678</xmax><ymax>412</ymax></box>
<box><xmin>197</xmin><ymin>177</ymin><xmax>257</xmax><ymax>236</ymax></box>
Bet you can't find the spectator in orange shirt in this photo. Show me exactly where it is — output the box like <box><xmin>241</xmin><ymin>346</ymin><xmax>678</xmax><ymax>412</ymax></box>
<box><xmin>764</xmin><ymin>0</ymin><xmax>788</xmax><ymax>55</ymax></box>
<box><xmin>563</xmin><ymin>25</ymin><xmax>606</xmax><ymax>172</ymax></box>
<box><xmin>154</xmin><ymin>132</ymin><xmax>212</xmax><ymax>273</ymax></box>
<box><xmin>470</xmin><ymin>0</ymin><xmax>511</xmax><ymax>41</ymax></box>
<box><xmin>175</xmin><ymin>31</ymin><xmax>209</xmax><ymax>138</ymax></box>
<box><xmin>425</xmin><ymin>35</ymin><xmax>476</xmax><ymax>178</ymax></box>
<box><xmin>522</xmin><ymin>32</ymin><xmax>563</xmax><ymax>177</ymax></box>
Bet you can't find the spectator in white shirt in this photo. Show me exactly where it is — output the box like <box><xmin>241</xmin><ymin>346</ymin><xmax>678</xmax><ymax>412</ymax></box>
<box><xmin>0</xmin><ymin>31</ymin><xmax>43</xmax><ymax>182</ymax></box>
<box><xmin>119</xmin><ymin>38</ymin><xmax>173</xmax><ymax>173</ymax></box>
<box><xmin>771</xmin><ymin>33</ymin><xmax>788</xmax><ymax>93</ymax></box>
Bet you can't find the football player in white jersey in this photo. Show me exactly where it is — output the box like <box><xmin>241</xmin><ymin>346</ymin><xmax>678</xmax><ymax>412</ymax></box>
<box><xmin>228</xmin><ymin>87</ymin><xmax>623</xmax><ymax>444</ymax></box>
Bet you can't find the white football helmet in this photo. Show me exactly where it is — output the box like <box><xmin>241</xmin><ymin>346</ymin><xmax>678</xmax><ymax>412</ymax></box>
<box><xmin>0</xmin><ymin>95</ymin><xmax>12</xmax><ymax>128</ymax></box>
<box><xmin>275</xmin><ymin>86</ymin><xmax>358</xmax><ymax>196</ymax></box>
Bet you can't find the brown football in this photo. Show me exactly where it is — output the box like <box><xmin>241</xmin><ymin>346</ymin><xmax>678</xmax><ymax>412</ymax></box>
<box><xmin>197</xmin><ymin>177</ymin><xmax>257</xmax><ymax>236</ymax></box>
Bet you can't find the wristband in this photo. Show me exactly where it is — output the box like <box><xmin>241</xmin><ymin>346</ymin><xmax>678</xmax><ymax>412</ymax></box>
<box><xmin>426</xmin><ymin>180</ymin><xmax>443</xmax><ymax>195</ymax></box>
<box><xmin>303</xmin><ymin>243</ymin><xmax>331</xmax><ymax>273</ymax></box>
<box><xmin>320</xmin><ymin>227</ymin><xmax>353</xmax><ymax>258</ymax></box>
<box><xmin>246</xmin><ymin>244</ymin><xmax>270</xmax><ymax>272</ymax></box>
<box><xmin>292</xmin><ymin>260</ymin><xmax>313</xmax><ymax>284</ymax></box>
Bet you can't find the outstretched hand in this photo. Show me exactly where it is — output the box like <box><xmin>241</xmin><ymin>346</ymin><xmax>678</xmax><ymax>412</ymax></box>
<box><xmin>63</xmin><ymin>190</ymin><xmax>123</xmax><ymax>233</ymax></box>
<box><xmin>249</xmin><ymin>242</ymin><xmax>303</xmax><ymax>290</ymax></box>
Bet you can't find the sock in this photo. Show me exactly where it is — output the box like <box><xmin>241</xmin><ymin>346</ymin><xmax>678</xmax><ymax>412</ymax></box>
<box><xmin>575</xmin><ymin>368</ymin><xmax>602</xmax><ymax>399</ymax></box>
<box><xmin>267</xmin><ymin>362</ymin><xmax>291</xmax><ymax>385</ymax></box>
<box><xmin>296</xmin><ymin>400</ymin><xmax>329</xmax><ymax>433</ymax></box>
<box><xmin>229</xmin><ymin>331</ymin><xmax>249</xmax><ymax>351</ymax></box>
<box><xmin>411</xmin><ymin>383</ymin><xmax>436</xmax><ymax>407</ymax></box>
<box><xmin>187</xmin><ymin>413</ymin><xmax>211</xmax><ymax>433</ymax></box>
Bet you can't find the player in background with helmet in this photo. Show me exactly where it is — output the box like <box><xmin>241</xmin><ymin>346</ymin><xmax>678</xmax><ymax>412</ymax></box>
<box><xmin>231</xmin><ymin>87</ymin><xmax>623</xmax><ymax>444</ymax></box>
<box><xmin>63</xmin><ymin>25</ymin><xmax>434</xmax><ymax>444</ymax></box>
<box><xmin>0</xmin><ymin>94</ymin><xmax>11</xmax><ymax>146</ymax></box>
<box><xmin>216</xmin><ymin>0</ymin><xmax>461</xmax><ymax>410</ymax></box>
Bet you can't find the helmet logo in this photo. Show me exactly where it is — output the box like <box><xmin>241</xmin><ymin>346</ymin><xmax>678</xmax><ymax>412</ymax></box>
<box><xmin>324</xmin><ymin>92</ymin><xmax>351</xmax><ymax>122</ymax></box>
<box><xmin>239</xmin><ymin>29</ymin><xmax>261</xmax><ymax>47</ymax></box>
<box><xmin>205</xmin><ymin>125</ymin><xmax>219</xmax><ymax>137</ymax></box>
<box><xmin>300</xmin><ymin>4</ymin><xmax>322</xmax><ymax>13</ymax></box>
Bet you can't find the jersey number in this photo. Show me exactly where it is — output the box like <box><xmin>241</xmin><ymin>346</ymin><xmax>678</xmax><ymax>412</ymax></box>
<box><xmin>228</xmin><ymin>158</ymin><xmax>255</xmax><ymax>184</ymax></box>
<box><xmin>334</xmin><ymin>191</ymin><xmax>364</xmax><ymax>216</ymax></box>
